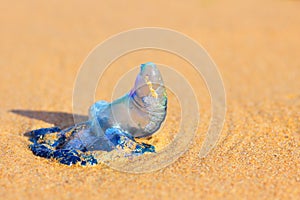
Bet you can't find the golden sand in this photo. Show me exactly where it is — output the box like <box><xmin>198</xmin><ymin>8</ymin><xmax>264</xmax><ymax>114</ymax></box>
<box><xmin>0</xmin><ymin>0</ymin><xmax>299</xmax><ymax>199</ymax></box>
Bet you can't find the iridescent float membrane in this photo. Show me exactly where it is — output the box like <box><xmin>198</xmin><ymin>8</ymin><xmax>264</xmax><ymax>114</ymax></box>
<box><xmin>29</xmin><ymin>62</ymin><xmax>167</xmax><ymax>166</ymax></box>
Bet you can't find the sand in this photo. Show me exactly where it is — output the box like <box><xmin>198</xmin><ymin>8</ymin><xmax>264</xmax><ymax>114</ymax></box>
<box><xmin>0</xmin><ymin>0</ymin><xmax>299</xmax><ymax>199</ymax></box>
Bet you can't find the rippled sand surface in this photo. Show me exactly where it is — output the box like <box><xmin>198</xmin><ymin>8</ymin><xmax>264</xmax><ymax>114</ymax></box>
<box><xmin>0</xmin><ymin>0</ymin><xmax>299</xmax><ymax>199</ymax></box>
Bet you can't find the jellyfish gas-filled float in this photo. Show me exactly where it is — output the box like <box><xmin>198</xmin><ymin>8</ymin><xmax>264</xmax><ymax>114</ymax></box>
<box><xmin>28</xmin><ymin>62</ymin><xmax>168</xmax><ymax>166</ymax></box>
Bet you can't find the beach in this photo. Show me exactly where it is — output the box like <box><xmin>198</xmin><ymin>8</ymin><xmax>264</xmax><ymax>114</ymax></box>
<box><xmin>0</xmin><ymin>0</ymin><xmax>299</xmax><ymax>199</ymax></box>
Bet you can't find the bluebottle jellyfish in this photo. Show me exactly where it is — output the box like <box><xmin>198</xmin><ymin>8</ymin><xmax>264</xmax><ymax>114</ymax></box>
<box><xmin>28</xmin><ymin>62</ymin><xmax>167</xmax><ymax>166</ymax></box>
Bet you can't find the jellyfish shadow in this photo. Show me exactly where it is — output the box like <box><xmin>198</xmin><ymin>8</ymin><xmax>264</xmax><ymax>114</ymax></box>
<box><xmin>10</xmin><ymin>109</ymin><xmax>114</xmax><ymax>152</ymax></box>
<box><xmin>10</xmin><ymin>109</ymin><xmax>88</xmax><ymax>136</ymax></box>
